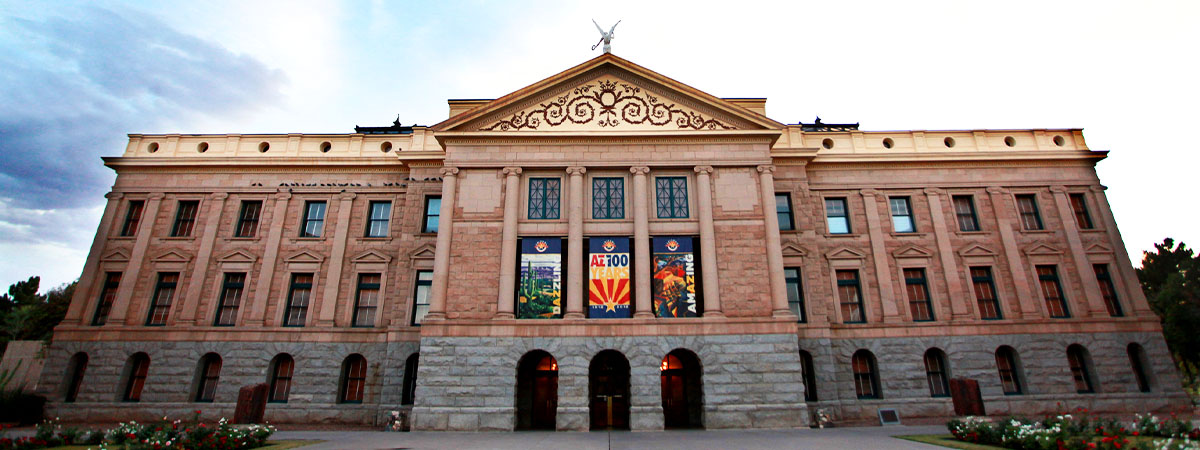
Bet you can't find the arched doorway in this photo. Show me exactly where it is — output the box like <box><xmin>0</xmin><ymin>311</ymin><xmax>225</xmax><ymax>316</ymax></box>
<box><xmin>589</xmin><ymin>350</ymin><xmax>630</xmax><ymax>430</ymax></box>
<box><xmin>516</xmin><ymin>350</ymin><xmax>558</xmax><ymax>430</ymax></box>
<box><xmin>660</xmin><ymin>349</ymin><xmax>703</xmax><ymax>429</ymax></box>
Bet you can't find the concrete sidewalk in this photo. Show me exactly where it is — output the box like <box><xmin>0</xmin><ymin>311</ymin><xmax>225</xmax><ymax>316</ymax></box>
<box><xmin>274</xmin><ymin>425</ymin><xmax>950</xmax><ymax>449</ymax></box>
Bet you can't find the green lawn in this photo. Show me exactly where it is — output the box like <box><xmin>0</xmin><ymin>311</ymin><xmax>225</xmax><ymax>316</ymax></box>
<box><xmin>896</xmin><ymin>434</ymin><xmax>1174</xmax><ymax>449</ymax></box>
<box><xmin>45</xmin><ymin>440</ymin><xmax>320</xmax><ymax>450</ymax></box>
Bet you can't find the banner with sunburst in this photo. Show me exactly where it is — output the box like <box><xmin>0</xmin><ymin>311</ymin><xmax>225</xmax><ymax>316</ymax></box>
<box><xmin>588</xmin><ymin>237</ymin><xmax>631</xmax><ymax>318</ymax></box>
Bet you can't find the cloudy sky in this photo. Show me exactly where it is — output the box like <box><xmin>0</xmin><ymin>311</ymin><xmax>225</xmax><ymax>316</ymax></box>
<box><xmin>0</xmin><ymin>0</ymin><xmax>1197</xmax><ymax>292</ymax></box>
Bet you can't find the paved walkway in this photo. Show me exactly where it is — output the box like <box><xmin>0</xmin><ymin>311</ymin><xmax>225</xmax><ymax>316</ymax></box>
<box><xmin>274</xmin><ymin>425</ymin><xmax>950</xmax><ymax>449</ymax></box>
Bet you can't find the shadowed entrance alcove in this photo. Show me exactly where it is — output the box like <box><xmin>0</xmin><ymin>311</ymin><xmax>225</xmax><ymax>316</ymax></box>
<box><xmin>660</xmin><ymin>349</ymin><xmax>703</xmax><ymax>429</ymax></box>
<box><xmin>515</xmin><ymin>350</ymin><xmax>558</xmax><ymax>430</ymax></box>
<box><xmin>589</xmin><ymin>350</ymin><xmax>631</xmax><ymax>430</ymax></box>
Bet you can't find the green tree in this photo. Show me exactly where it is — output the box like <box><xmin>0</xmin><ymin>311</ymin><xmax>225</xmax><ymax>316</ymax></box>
<box><xmin>1137</xmin><ymin>238</ymin><xmax>1200</xmax><ymax>394</ymax></box>
<box><xmin>0</xmin><ymin>277</ymin><xmax>77</xmax><ymax>352</ymax></box>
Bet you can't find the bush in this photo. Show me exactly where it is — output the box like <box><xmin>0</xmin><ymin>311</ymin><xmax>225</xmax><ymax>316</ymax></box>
<box><xmin>947</xmin><ymin>407</ymin><xmax>1200</xmax><ymax>450</ymax></box>
<box><xmin>0</xmin><ymin>413</ymin><xmax>275</xmax><ymax>450</ymax></box>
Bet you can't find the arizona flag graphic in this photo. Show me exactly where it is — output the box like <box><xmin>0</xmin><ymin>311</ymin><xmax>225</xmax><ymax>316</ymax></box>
<box><xmin>588</xmin><ymin>238</ymin><xmax>631</xmax><ymax>318</ymax></box>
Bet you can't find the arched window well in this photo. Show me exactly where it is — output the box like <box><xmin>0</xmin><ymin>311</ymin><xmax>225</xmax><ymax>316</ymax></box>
<box><xmin>851</xmin><ymin>350</ymin><xmax>880</xmax><ymax>399</ymax></box>
<box><xmin>193</xmin><ymin>353</ymin><xmax>223</xmax><ymax>402</ymax></box>
<box><xmin>1067</xmin><ymin>344</ymin><xmax>1097</xmax><ymax>394</ymax></box>
<box><xmin>1127</xmin><ymin>343</ymin><xmax>1153</xmax><ymax>393</ymax></box>
<box><xmin>339</xmin><ymin>354</ymin><xmax>368</xmax><ymax>403</ymax></box>
<box><xmin>799</xmin><ymin>350</ymin><xmax>817</xmax><ymax>402</ymax></box>
<box><xmin>64</xmin><ymin>352</ymin><xmax>88</xmax><ymax>403</ymax></box>
<box><xmin>268</xmin><ymin>354</ymin><xmax>294</xmax><ymax>403</ymax></box>
<box><xmin>402</xmin><ymin>353</ymin><xmax>419</xmax><ymax>406</ymax></box>
<box><xmin>995</xmin><ymin>346</ymin><xmax>1024</xmax><ymax>395</ymax></box>
<box><xmin>122</xmin><ymin>352</ymin><xmax>151</xmax><ymax>402</ymax></box>
<box><xmin>924</xmin><ymin>348</ymin><xmax>951</xmax><ymax>398</ymax></box>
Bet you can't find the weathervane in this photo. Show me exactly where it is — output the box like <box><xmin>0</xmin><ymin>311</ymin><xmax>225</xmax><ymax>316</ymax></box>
<box><xmin>591</xmin><ymin>19</ymin><xmax>621</xmax><ymax>54</ymax></box>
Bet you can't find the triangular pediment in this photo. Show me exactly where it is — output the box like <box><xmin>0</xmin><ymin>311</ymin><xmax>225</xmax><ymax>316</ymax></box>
<box><xmin>284</xmin><ymin>251</ymin><xmax>325</xmax><ymax>263</ymax></box>
<box><xmin>958</xmin><ymin>243</ymin><xmax>998</xmax><ymax>258</ymax></box>
<box><xmin>409</xmin><ymin>244</ymin><xmax>436</xmax><ymax>260</ymax></box>
<box><xmin>351</xmin><ymin>250</ymin><xmax>393</xmax><ymax>264</ymax></box>
<box><xmin>892</xmin><ymin>245</ymin><xmax>934</xmax><ymax>259</ymax></box>
<box><xmin>1023</xmin><ymin>243</ymin><xmax>1062</xmax><ymax>256</ymax></box>
<box><xmin>101</xmin><ymin>249</ymin><xmax>130</xmax><ymax>262</ymax></box>
<box><xmin>825</xmin><ymin>247</ymin><xmax>867</xmax><ymax>260</ymax></box>
<box><xmin>150</xmin><ymin>250</ymin><xmax>191</xmax><ymax>263</ymax></box>
<box><xmin>1085</xmin><ymin>243</ymin><xmax>1113</xmax><ymax>255</ymax></box>
<box><xmin>217</xmin><ymin>250</ymin><xmax>257</xmax><ymax>264</ymax></box>
<box><xmin>434</xmin><ymin>53</ymin><xmax>784</xmax><ymax>134</ymax></box>
<box><xmin>781</xmin><ymin>241</ymin><xmax>810</xmax><ymax>257</ymax></box>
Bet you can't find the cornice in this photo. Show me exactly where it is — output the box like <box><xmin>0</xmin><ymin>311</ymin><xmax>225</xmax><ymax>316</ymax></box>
<box><xmin>435</xmin><ymin>130</ymin><xmax>779</xmax><ymax>147</ymax></box>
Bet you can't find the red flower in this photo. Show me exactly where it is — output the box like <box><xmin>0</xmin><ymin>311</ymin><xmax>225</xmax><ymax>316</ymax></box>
<box><xmin>1132</xmin><ymin>431</ymin><xmax>1139</xmax><ymax>436</ymax></box>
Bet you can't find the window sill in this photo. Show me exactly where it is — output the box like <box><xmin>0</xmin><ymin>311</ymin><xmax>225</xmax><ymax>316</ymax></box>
<box><xmin>1078</xmin><ymin>228</ymin><xmax>1107</xmax><ymax>234</ymax></box>
<box><xmin>417</xmin><ymin>232</ymin><xmax>438</xmax><ymax>237</ymax></box>
<box><xmin>228</xmin><ymin>236</ymin><xmax>261</xmax><ymax>241</ymax></box>
<box><xmin>824</xmin><ymin>233</ymin><xmax>864</xmax><ymax>238</ymax></box>
<box><xmin>889</xmin><ymin>232</ymin><xmax>929</xmax><ymax>238</ymax></box>
<box><xmin>1019</xmin><ymin>229</ymin><xmax>1054</xmax><ymax>234</ymax></box>
<box><xmin>359</xmin><ymin>237</ymin><xmax>392</xmax><ymax>242</ymax></box>
<box><xmin>162</xmin><ymin>236</ymin><xmax>196</xmax><ymax>241</ymax></box>
<box><xmin>295</xmin><ymin>237</ymin><xmax>325</xmax><ymax>241</ymax></box>
<box><xmin>111</xmin><ymin>236</ymin><xmax>136</xmax><ymax>241</ymax></box>
<box><xmin>954</xmin><ymin>230</ymin><xmax>989</xmax><ymax>236</ymax></box>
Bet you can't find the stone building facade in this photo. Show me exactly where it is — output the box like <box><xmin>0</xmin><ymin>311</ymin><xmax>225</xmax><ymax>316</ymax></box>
<box><xmin>38</xmin><ymin>54</ymin><xmax>1187</xmax><ymax>430</ymax></box>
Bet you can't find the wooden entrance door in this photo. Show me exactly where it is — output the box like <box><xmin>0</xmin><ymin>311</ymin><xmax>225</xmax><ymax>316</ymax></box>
<box><xmin>516</xmin><ymin>352</ymin><xmax>558</xmax><ymax>430</ymax></box>
<box><xmin>660</xmin><ymin>351</ymin><xmax>703</xmax><ymax>429</ymax></box>
<box><xmin>589</xmin><ymin>350</ymin><xmax>630</xmax><ymax>430</ymax></box>
<box><xmin>660</xmin><ymin>370</ymin><xmax>688</xmax><ymax>428</ymax></box>
<box><xmin>532</xmin><ymin>372</ymin><xmax>558</xmax><ymax>429</ymax></box>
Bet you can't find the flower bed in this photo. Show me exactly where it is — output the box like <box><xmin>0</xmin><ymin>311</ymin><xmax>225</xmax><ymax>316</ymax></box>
<box><xmin>0</xmin><ymin>411</ymin><xmax>276</xmax><ymax>450</ymax></box>
<box><xmin>947</xmin><ymin>408</ymin><xmax>1199</xmax><ymax>450</ymax></box>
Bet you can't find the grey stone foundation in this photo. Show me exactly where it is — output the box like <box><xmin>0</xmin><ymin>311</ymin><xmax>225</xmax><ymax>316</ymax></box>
<box><xmin>410</xmin><ymin>333</ymin><xmax>811</xmax><ymax>431</ymax></box>
<box><xmin>799</xmin><ymin>331</ymin><xmax>1189</xmax><ymax>423</ymax></box>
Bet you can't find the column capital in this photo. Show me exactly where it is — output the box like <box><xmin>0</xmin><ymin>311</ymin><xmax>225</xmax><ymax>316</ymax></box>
<box><xmin>566</xmin><ymin>166</ymin><xmax>587</xmax><ymax>176</ymax></box>
<box><xmin>630</xmin><ymin>166</ymin><xmax>650</xmax><ymax>175</ymax></box>
<box><xmin>756</xmin><ymin>165</ymin><xmax>776</xmax><ymax>175</ymax></box>
<box><xmin>922</xmin><ymin>187</ymin><xmax>945</xmax><ymax>196</ymax></box>
<box><xmin>860</xmin><ymin>188</ymin><xmax>880</xmax><ymax>197</ymax></box>
<box><xmin>985</xmin><ymin>186</ymin><xmax>1007</xmax><ymax>195</ymax></box>
<box><xmin>146</xmin><ymin>193</ymin><xmax>165</xmax><ymax>200</ymax></box>
<box><xmin>105</xmin><ymin>192</ymin><xmax>124</xmax><ymax>200</ymax></box>
<box><xmin>1049</xmin><ymin>185</ymin><xmax>1069</xmax><ymax>194</ymax></box>
<box><xmin>209</xmin><ymin>192</ymin><xmax>230</xmax><ymax>201</ymax></box>
<box><xmin>693</xmin><ymin>165</ymin><xmax>714</xmax><ymax>175</ymax></box>
<box><xmin>440</xmin><ymin>167</ymin><xmax>459</xmax><ymax>177</ymax></box>
<box><xmin>1090</xmin><ymin>185</ymin><xmax>1108</xmax><ymax>192</ymax></box>
<box><xmin>338</xmin><ymin>191</ymin><xmax>357</xmax><ymax>200</ymax></box>
<box><xmin>502</xmin><ymin>167</ymin><xmax>523</xmax><ymax>176</ymax></box>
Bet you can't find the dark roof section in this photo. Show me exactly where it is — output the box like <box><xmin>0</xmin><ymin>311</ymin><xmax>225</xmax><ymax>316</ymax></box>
<box><xmin>798</xmin><ymin>116</ymin><xmax>859</xmax><ymax>132</ymax></box>
<box><xmin>355</xmin><ymin>116</ymin><xmax>419</xmax><ymax>134</ymax></box>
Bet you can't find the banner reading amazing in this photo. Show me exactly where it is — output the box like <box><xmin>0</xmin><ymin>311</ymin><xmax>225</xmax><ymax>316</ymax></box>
<box><xmin>588</xmin><ymin>237</ymin><xmax>631</xmax><ymax>318</ymax></box>
<box><xmin>652</xmin><ymin>236</ymin><xmax>697</xmax><ymax>318</ymax></box>
<box><xmin>518</xmin><ymin>238</ymin><xmax>562</xmax><ymax>319</ymax></box>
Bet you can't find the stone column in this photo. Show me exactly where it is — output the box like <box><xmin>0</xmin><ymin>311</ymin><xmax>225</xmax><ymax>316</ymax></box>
<box><xmin>1090</xmin><ymin>185</ymin><xmax>1152</xmax><ymax>315</ymax></box>
<box><xmin>1051</xmin><ymin>186</ymin><xmax>1108</xmax><ymax>317</ymax></box>
<box><xmin>923</xmin><ymin>188</ymin><xmax>971</xmax><ymax>320</ymax></box>
<box><xmin>631</xmin><ymin>166</ymin><xmax>654</xmax><ymax>318</ymax></box>
<box><xmin>318</xmin><ymin>191</ymin><xmax>356</xmax><ymax>327</ymax></box>
<box><xmin>175</xmin><ymin>192</ymin><xmax>228</xmax><ymax>326</ymax></box>
<box><xmin>496</xmin><ymin>167</ymin><xmax>522</xmax><ymax>319</ymax></box>
<box><xmin>246</xmin><ymin>191</ymin><xmax>291</xmax><ymax>326</ymax></box>
<box><xmin>987</xmin><ymin>187</ymin><xmax>1041</xmax><ymax>319</ymax></box>
<box><xmin>62</xmin><ymin>192</ymin><xmax>124</xmax><ymax>325</ymax></box>
<box><xmin>108</xmin><ymin>193</ymin><xmax>163</xmax><ymax>326</ymax></box>
<box><xmin>758</xmin><ymin>165</ymin><xmax>793</xmax><ymax>318</ymax></box>
<box><xmin>564</xmin><ymin>166</ymin><xmax>587</xmax><ymax>319</ymax></box>
<box><xmin>425</xmin><ymin>167</ymin><xmax>459</xmax><ymax>321</ymax></box>
<box><xmin>693</xmin><ymin>166</ymin><xmax>724</xmax><ymax>317</ymax></box>
<box><xmin>629</xmin><ymin>356</ymin><xmax>665</xmax><ymax>430</ymax></box>
<box><xmin>860</xmin><ymin>189</ymin><xmax>900</xmax><ymax>322</ymax></box>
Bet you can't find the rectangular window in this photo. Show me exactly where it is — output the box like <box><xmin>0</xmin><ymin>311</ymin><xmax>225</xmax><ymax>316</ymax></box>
<box><xmin>1036</xmin><ymin>265</ymin><xmax>1070</xmax><ymax>318</ymax></box>
<box><xmin>170</xmin><ymin>200</ymin><xmax>199</xmax><ymax>237</ymax></box>
<box><xmin>300</xmin><ymin>201</ymin><xmax>326</xmax><ymax>237</ymax></box>
<box><xmin>528</xmin><ymin>177</ymin><xmax>561</xmax><ymax>220</ymax></box>
<box><xmin>952</xmin><ymin>195</ymin><xmax>980</xmax><ymax>232</ymax></box>
<box><xmin>353</xmin><ymin>273</ymin><xmax>381</xmax><ymax>327</ymax></box>
<box><xmin>422</xmin><ymin>196</ymin><xmax>441</xmax><ymax>233</ymax></box>
<box><xmin>283</xmin><ymin>273</ymin><xmax>313</xmax><ymax>326</ymax></box>
<box><xmin>970</xmin><ymin>267</ymin><xmax>1002</xmax><ymax>320</ymax></box>
<box><xmin>785</xmin><ymin>268</ymin><xmax>805</xmax><ymax>322</ymax></box>
<box><xmin>1070</xmin><ymin>193</ymin><xmax>1094</xmax><ymax>229</ymax></box>
<box><xmin>592</xmin><ymin>177</ymin><xmax>625</xmax><ymax>219</ymax></box>
<box><xmin>904</xmin><ymin>268</ymin><xmax>934</xmax><ymax>321</ymax></box>
<box><xmin>145</xmin><ymin>272</ymin><xmax>178</xmax><ymax>326</ymax></box>
<box><xmin>1094</xmin><ymin>264</ymin><xmax>1124</xmax><ymax>317</ymax></box>
<box><xmin>890</xmin><ymin>197</ymin><xmax>916</xmax><ymax>233</ymax></box>
<box><xmin>91</xmin><ymin>272</ymin><xmax>121</xmax><ymax>325</ymax></box>
<box><xmin>1016</xmin><ymin>194</ymin><xmax>1043</xmax><ymax>230</ymax></box>
<box><xmin>411</xmin><ymin>270</ymin><xmax>433</xmax><ymax>325</ymax></box>
<box><xmin>837</xmin><ymin>270</ymin><xmax>865</xmax><ymax>323</ymax></box>
<box><xmin>234</xmin><ymin>200</ymin><xmax>263</xmax><ymax>238</ymax></box>
<box><xmin>365</xmin><ymin>201</ymin><xmax>391</xmax><ymax>237</ymax></box>
<box><xmin>776</xmin><ymin>193</ymin><xmax>795</xmax><ymax>231</ymax></box>
<box><xmin>119</xmin><ymin>200</ymin><xmax>144</xmax><ymax>237</ymax></box>
<box><xmin>825</xmin><ymin>198</ymin><xmax>851</xmax><ymax>234</ymax></box>
<box><xmin>655</xmin><ymin>176</ymin><xmax>689</xmax><ymax>219</ymax></box>
<box><xmin>213</xmin><ymin>273</ymin><xmax>245</xmax><ymax>326</ymax></box>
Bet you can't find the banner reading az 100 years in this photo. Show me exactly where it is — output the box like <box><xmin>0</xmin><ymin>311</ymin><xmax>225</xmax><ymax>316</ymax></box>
<box><xmin>588</xmin><ymin>237</ymin><xmax>631</xmax><ymax>318</ymax></box>
<box><xmin>518</xmin><ymin>238</ymin><xmax>562</xmax><ymax>319</ymax></box>
<box><xmin>652</xmin><ymin>237</ymin><xmax>697</xmax><ymax>318</ymax></box>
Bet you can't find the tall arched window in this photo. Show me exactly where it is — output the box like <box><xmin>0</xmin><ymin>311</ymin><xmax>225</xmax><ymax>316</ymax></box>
<box><xmin>194</xmin><ymin>353</ymin><xmax>222</xmax><ymax>402</ymax></box>
<box><xmin>402</xmin><ymin>353</ymin><xmax>419</xmax><ymax>405</ymax></box>
<box><xmin>798</xmin><ymin>350</ymin><xmax>817</xmax><ymax>402</ymax></box>
<box><xmin>1127</xmin><ymin>343</ymin><xmax>1152</xmax><ymax>393</ymax></box>
<box><xmin>923</xmin><ymin>348</ymin><xmax>950</xmax><ymax>398</ymax></box>
<box><xmin>122</xmin><ymin>352</ymin><xmax>150</xmax><ymax>402</ymax></box>
<box><xmin>339</xmin><ymin>354</ymin><xmax>367</xmax><ymax>403</ymax></box>
<box><xmin>268</xmin><ymin>354</ymin><xmax>294</xmax><ymax>403</ymax></box>
<box><xmin>995</xmin><ymin>346</ymin><xmax>1024</xmax><ymax>395</ymax></box>
<box><xmin>64</xmin><ymin>352</ymin><xmax>88</xmax><ymax>403</ymax></box>
<box><xmin>851</xmin><ymin>350</ymin><xmax>880</xmax><ymax>399</ymax></box>
<box><xmin>1067</xmin><ymin>344</ymin><xmax>1096</xmax><ymax>394</ymax></box>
